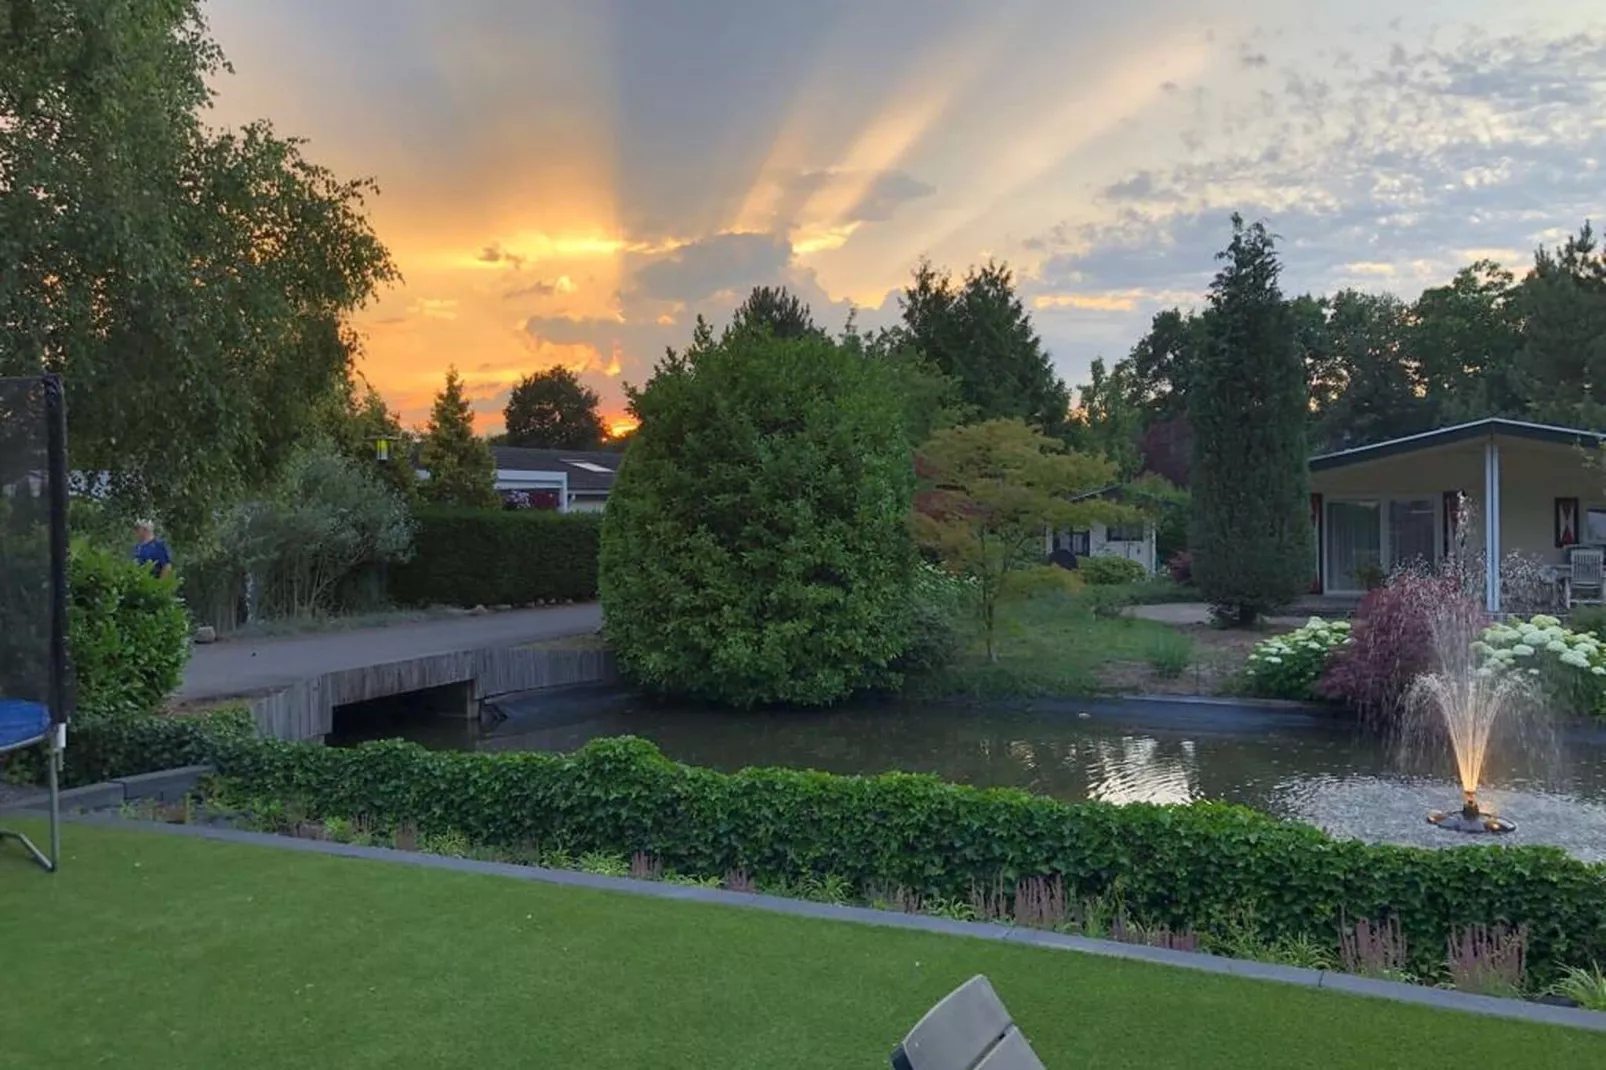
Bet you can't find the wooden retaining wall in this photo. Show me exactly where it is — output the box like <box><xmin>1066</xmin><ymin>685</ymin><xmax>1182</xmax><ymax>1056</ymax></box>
<box><xmin>248</xmin><ymin>645</ymin><xmax>618</xmax><ymax>741</ymax></box>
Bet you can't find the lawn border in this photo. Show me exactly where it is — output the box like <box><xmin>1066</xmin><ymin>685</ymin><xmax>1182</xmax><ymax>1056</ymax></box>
<box><xmin>17</xmin><ymin>801</ymin><xmax>1606</xmax><ymax>1035</ymax></box>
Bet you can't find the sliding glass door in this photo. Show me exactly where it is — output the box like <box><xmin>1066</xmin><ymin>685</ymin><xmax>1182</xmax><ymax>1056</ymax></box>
<box><xmin>1325</xmin><ymin>497</ymin><xmax>1439</xmax><ymax>591</ymax></box>
<box><xmin>1327</xmin><ymin>500</ymin><xmax>1382</xmax><ymax>592</ymax></box>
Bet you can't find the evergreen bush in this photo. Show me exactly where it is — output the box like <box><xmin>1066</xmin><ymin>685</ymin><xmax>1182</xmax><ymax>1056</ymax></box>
<box><xmin>600</xmin><ymin>330</ymin><xmax>917</xmax><ymax>706</ymax></box>
<box><xmin>68</xmin><ymin>543</ymin><xmax>192</xmax><ymax>719</ymax></box>
<box><xmin>389</xmin><ymin>508</ymin><xmax>601</xmax><ymax>607</ymax></box>
<box><xmin>1189</xmin><ymin>217</ymin><xmax>1311</xmax><ymax>624</ymax></box>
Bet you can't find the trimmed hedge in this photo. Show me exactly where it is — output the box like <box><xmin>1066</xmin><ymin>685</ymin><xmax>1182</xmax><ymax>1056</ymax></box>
<box><xmin>2</xmin><ymin>707</ymin><xmax>253</xmax><ymax>789</ymax></box>
<box><xmin>387</xmin><ymin>507</ymin><xmax>600</xmax><ymax>607</ymax></box>
<box><xmin>211</xmin><ymin>734</ymin><xmax>1606</xmax><ymax>982</ymax></box>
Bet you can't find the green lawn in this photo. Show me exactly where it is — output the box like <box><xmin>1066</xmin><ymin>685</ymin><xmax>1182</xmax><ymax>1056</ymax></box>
<box><xmin>2</xmin><ymin>822</ymin><xmax>1602</xmax><ymax>1069</ymax></box>
<box><xmin>929</xmin><ymin>587</ymin><xmax>1200</xmax><ymax>697</ymax></box>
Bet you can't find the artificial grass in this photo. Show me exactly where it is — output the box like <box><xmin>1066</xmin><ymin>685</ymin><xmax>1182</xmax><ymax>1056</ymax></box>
<box><xmin>2</xmin><ymin>822</ymin><xmax>1603</xmax><ymax>1069</ymax></box>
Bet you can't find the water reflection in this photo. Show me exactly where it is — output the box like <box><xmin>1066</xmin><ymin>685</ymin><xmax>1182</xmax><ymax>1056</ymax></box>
<box><xmin>328</xmin><ymin>690</ymin><xmax>1606</xmax><ymax>858</ymax></box>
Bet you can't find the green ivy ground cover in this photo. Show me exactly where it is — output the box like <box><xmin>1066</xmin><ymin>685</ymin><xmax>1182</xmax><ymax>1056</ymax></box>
<box><xmin>1</xmin><ymin>821</ymin><xmax>1602</xmax><ymax>1069</ymax></box>
<box><xmin>208</xmin><ymin>735</ymin><xmax>1606</xmax><ymax>984</ymax></box>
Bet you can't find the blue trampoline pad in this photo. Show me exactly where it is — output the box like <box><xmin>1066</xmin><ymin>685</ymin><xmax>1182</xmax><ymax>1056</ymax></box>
<box><xmin>0</xmin><ymin>699</ymin><xmax>50</xmax><ymax>751</ymax></box>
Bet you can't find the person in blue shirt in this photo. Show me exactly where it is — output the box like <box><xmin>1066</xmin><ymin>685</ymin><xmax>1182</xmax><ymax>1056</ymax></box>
<box><xmin>132</xmin><ymin>520</ymin><xmax>172</xmax><ymax>578</ymax></box>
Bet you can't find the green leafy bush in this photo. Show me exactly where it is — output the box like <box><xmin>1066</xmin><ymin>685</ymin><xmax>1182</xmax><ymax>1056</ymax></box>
<box><xmin>389</xmin><ymin>508</ymin><xmax>601</xmax><ymax>607</ymax></box>
<box><xmin>897</xmin><ymin>562</ymin><xmax>975</xmax><ymax>676</ymax></box>
<box><xmin>1079</xmin><ymin>555</ymin><xmax>1150</xmax><ymax>586</ymax></box>
<box><xmin>1479</xmin><ymin>615</ymin><xmax>1606</xmax><ymax>718</ymax></box>
<box><xmin>1243</xmin><ymin>618</ymin><xmax>1352</xmax><ymax>700</ymax></box>
<box><xmin>1568</xmin><ymin>606</ymin><xmax>1606</xmax><ymax>640</ymax></box>
<box><xmin>69</xmin><ymin>542</ymin><xmax>192</xmax><ymax>719</ymax></box>
<box><xmin>210</xmin><ymin>734</ymin><xmax>1606</xmax><ymax>983</ymax></box>
<box><xmin>62</xmin><ymin>706</ymin><xmax>254</xmax><ymax>787</ymax></box>
<box><xmin>600</xmin><ymin>329</ymin><xmax>917</xmax><ymax>706</ymax></box>
<box><xmin>4</xmin><ymin>705</ymin><xmax>253</xmax><ymax>789</ymax></box>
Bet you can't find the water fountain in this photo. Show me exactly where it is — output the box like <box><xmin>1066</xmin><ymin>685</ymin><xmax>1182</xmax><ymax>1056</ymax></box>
<box><xmin>1407</xmin><ymin>597</ymin><xmax>1534</xmax><ymax>835</ymax></box>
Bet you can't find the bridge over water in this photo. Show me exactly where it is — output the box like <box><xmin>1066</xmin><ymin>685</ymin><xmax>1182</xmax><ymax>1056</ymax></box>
<box><xmin>178</xmin><ymin>604</ymin><xmax>610</xmax><ymax>741</ymax></box>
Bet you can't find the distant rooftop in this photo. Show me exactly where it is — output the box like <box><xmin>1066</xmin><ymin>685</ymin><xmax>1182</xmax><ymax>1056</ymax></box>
<box><xmin>491</xmin><ymin>447</ymin><xmax>621</xmax><ymax>492</ymax></box>
<box><xmin>1309</xmin><ymin>417</ymin><xmax>1604</xmax><ymax>472</ymax></box>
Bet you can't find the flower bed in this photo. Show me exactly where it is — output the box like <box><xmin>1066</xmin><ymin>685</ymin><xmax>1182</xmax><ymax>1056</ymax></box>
<box><xmin>1243</xmin><ymin>607</ymin><xmax>1606</xmax><ymax>720</ymax></box>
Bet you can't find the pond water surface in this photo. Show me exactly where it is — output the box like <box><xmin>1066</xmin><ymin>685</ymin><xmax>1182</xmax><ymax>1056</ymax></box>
<box><xmin>329</xmin><ymin>689</ymin><xmax>1606</xmax><ymax>861</ymax></box>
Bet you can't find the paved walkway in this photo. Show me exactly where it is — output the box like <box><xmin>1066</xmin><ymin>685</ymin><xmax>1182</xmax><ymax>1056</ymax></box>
<box><xmin>178</xmin><ymin>603</ymin><xmax>604</xmax><ymax>702</ymax></box>
<box><xmin>1126</xmin><ymin>603</ymin><xmax>1323</xmax><ymax>628</ymax></box>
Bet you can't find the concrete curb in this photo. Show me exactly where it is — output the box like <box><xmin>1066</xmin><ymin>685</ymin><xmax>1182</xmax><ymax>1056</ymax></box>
<box><xmin>34</xmin><ymin>809</ymin><xmax>1606</xmax><ymax>1035</ymax></box>
<box><xmin>0</xmin><ymin>765</ymin><xmax>213</xmax><ymax>814</ymax></box>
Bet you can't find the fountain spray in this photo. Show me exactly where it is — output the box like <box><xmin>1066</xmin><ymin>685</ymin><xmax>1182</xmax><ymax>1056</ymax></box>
<box><xmin>1405</xmin><ymin>592</ymin><xmax>1530</xmax><ymax>835</ymax></box>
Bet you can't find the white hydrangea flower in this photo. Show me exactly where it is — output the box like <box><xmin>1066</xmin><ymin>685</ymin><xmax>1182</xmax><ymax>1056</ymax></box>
<box><xmin>1513</xmin><ymin>644</ymin><xmax>1535</xmax><ymax>657</ymax></box>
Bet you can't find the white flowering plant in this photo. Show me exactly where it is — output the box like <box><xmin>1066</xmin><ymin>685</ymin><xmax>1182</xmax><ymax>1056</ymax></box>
<box><xmin>1242</xmin><ymin>618</ymin><xmax>1353</xmax><ymax>700</ymax></box>
<box><xmin>1477</xmin><ymin>615</ymin><xmax>1606</xmax><ymax>718</ymax></box>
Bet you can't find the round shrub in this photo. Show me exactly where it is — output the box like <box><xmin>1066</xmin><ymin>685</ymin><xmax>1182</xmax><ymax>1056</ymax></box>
<box><xmin>69</xmin><ymin>542</ymin><xmax>191</xmax><ymax>719</ymax></box>
<box><xmin>599</xmin><ymin>330</ymin><xmax>917</xmax><ymax>706</ymax></box>
<box><xmin>1078</xmin><ymin>554</ymin><xmax>1149</xmax><ymax>586</ymax></box>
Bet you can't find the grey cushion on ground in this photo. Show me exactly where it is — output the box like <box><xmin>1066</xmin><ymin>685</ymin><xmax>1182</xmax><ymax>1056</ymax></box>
<box><xmin>891</xmin><ymin>974</ymin><xmax>1046</xmax><ymax>1070</ymax></box>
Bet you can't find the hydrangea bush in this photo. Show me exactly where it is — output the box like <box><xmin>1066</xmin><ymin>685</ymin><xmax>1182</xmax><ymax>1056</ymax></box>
<box><xmin>1242</xmin><ymin>618</ymin><xmax>1352</xmax><ymax>700</ymax></box>
<box><xmin>1479</xmin><ymin>615</ymin><xmax>1606</xmax><ymax>718</ymax></box>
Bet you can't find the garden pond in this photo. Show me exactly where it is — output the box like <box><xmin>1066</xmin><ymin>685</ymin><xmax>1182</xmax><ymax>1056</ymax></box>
<box><xmin>329</xmin><ymin>689</ymin><xmax>1606</xmax><ymax>862</ymax></box>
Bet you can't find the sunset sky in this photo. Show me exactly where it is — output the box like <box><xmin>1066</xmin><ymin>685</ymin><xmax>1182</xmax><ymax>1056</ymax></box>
<box><xmin>200</xmin><ymin>0</ymin><xmax>1606</xmax><ymax>434</ymax></box>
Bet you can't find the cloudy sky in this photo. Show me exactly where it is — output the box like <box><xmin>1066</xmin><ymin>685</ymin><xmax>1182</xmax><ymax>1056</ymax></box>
<box><xmin>202</xmin><ymin>0</ymin><xmax>1606</xmax><ymax>433</ymax></box>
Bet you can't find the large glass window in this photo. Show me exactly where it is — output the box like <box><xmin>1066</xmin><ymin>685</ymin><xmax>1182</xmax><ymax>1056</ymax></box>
<box><xmin>1389</xmin><ymin>498</ymin><xmax>1437</xmax><ymax>573</ymax></box>
<box><xmin>1327</xmin><ymin>500</ymin><xmax>1382</xmax><ymax>591</ymax></box>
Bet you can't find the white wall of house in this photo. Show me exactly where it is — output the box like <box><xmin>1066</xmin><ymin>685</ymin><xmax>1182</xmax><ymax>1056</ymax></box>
<box><xmin>1309</xmin><ymin>433</ymin><xmax>1605</xmax><ymax>596</ymax></box>
<box><xmin>492</xmin><ymin>468</ymin><xmax>569</xmax><ymax>513</ymax></box>
<box><xmin>1048</xmin><ymin>521</ymin><xmax>1158</xmax><ymax>574</ymax></box>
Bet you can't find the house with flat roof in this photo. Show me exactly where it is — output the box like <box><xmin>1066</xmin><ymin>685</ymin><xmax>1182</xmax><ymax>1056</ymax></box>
<box><xmin>489</xmin><ymin>447</ymin><xmax>620</xmax><ymax>513</ymax></box>
<box><xmin>1307</xmin><ymin>418</ymin><xmax>1605</xmax><ymax>611</ymax></box>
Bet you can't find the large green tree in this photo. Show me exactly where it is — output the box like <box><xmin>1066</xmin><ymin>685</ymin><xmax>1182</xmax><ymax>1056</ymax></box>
<box><xmin>901</xmin><ymin>259</ymin><xmax>1071</xmax><ymax>436</ymax></box>
<box><xmin>1512</xmin><ymin>224</ymin><xmax>1606</xmax><ymax>428</ymax></box>
<box><xmin>600</xmin><ymin>328</ymin><xmax>917</xmax><ymax>707</ymax></box>
<box><xmin>0</xmin><ymin>0</ymin><xmax>396</xmax><ymax>536</ymax></box>
<box><xmin>319</xmin><ymin>379</ymin><xmax>417</xmax><ymax>502</ymax></box>
<box><xmin>1064</xmin><ymin>357</ymin><xmax>1144</xmax><ymax>477</ymax></box>
<box><xmin>503</xmin><ymin>366</ymin><xmax>607</xmax><ymax>450</ymax></box>
<box><xmin>418</xmin><ymin>368</ymin><xmax>499</xmax><ymax>509</ymax></box>
<box><xmin>727</xmin><ymin>285</ymin><xmax>823</xmax><ymax>341</ymax></box>
<box><xmin>1189</xmin><ymin>216</ymin><xmax>1310</xmax><ymax>625</ymax></box>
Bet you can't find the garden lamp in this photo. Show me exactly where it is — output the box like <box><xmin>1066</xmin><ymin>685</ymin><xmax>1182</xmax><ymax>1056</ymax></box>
<box><xmin>373</xmin><ymin>435</ymin><xmax>393</xmax><ymax>463</ymax></box>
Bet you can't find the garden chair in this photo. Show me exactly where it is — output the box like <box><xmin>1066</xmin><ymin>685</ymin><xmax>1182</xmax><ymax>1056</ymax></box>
<box><xmin>890</xmin><ymin>975</ymin><xmax>1045</xmax><ymax>1070</ymax></box>
<box><xmin>1567</xmin><ymin>547</ymin><xmax>1605</xmax><ymax>609</ymax></box>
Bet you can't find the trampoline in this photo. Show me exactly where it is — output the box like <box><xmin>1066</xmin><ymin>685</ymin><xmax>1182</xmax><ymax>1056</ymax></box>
<box><xmin>0</xmin><ymin>374</ymin><xmax>70</xmax><ymax>873</ymax></box>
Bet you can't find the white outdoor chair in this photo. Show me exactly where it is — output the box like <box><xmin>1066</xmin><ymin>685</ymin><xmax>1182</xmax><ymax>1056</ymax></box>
<box><xmin>890</xmin><ymin>975</ymin><xmax>1045</xmax><ymax>1070</ymax></box>
<box><xmin>1568</xmin><ymin>547</ymin><xmax>1605</xmax><ymax>608</ymax></box>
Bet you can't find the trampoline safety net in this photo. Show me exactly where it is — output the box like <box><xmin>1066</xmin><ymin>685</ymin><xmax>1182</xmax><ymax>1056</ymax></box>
<box><xmin>0</xmin><ymin>374</ymin><xmax>69</xmax><ymax>741</ymax></box>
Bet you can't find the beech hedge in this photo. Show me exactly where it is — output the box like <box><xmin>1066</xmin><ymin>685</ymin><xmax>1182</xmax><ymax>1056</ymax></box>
<box><xmin>210</xmin><ymin>734</ymin><xmax>1606</xmax><ymax>982</ymax></box>
<box><xmin>387</xmin><ymin>507</ymin><xmax>600</xmax><ymax>607</ymax></box>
